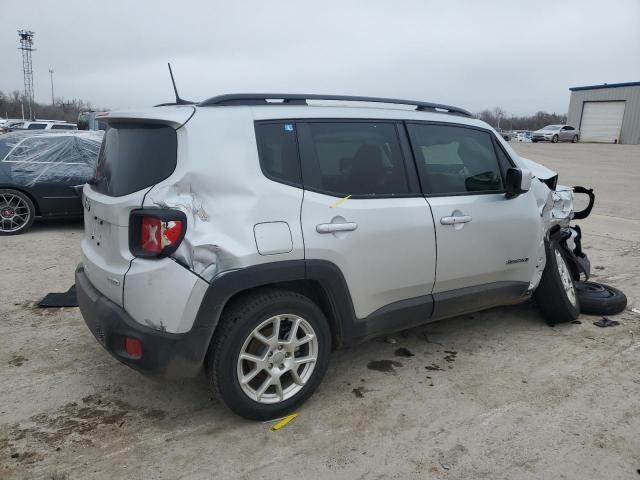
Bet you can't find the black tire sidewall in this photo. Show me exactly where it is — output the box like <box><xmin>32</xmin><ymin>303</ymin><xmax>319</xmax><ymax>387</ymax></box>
<box><xmin>213</xmin><ymin>293</ymin><xmax>331</xmax><ymax>420</ymax></box>
<box><xmin>552</xmin><ymin>135</ymin><xmax>558</xmax><ymax>143</ymax></box>
<box><xmin>0</xmin><ymin>189</ymin><xmax>36</xmax><ymax>235</ymax></box>
<box><xmin>535</xmin><ymin>240</ymin><xmax>580</xmax><ymax>324</ymax></box>
<box><xmin>575</xmin><ymin>281</ymin><xmax>627</xmax><ymax>316</ymax></box>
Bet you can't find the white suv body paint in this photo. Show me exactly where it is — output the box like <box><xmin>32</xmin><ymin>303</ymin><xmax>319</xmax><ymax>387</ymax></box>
<box><xmin>77</xmin><ymin>96</ymin><xmax>583</xmax><ymax>370</ymax></box>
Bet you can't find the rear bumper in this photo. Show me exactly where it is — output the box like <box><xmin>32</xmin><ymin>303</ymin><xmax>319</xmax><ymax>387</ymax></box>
<box><xmin>76</xmin><ymin>264</ymin><xmax>210</xmax><ymax>379</ymax></box>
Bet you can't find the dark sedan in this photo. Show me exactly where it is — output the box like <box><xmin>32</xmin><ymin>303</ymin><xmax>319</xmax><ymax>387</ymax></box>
<box><xmin>0</xmin><ymin>130</ymin><xmax>103</xmax><ymax>234</ymax></box>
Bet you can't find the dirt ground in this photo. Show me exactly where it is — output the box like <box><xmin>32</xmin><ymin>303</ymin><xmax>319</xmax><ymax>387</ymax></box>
<box><xmin>1</xmin><ymin>143</ymin><xmax>639</xmax><ymax>480</ymax></box>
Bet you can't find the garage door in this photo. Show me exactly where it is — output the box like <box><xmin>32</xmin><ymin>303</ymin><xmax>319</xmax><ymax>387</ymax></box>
<box><xmin>580</xmin><ymin>101</ymin><xmax>625</xmax><ymax>143</ymax></box>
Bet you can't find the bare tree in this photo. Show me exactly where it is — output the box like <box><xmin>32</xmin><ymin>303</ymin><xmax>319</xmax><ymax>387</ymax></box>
<box><xmin>0</xmin><ymin>90</ymin><xmax>106</xmax><ymax>122</ymax></box>
<box><xmin>474</xmin><ymin>107</ymin><xmax>568</xmax><ymax>131</ymax></box>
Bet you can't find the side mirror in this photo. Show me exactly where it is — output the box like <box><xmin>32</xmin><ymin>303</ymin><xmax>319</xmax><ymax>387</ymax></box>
<box><xmin>505</xmin><ymin>168</ymin><xmax>531</xmax><ymax>198</ymax></box>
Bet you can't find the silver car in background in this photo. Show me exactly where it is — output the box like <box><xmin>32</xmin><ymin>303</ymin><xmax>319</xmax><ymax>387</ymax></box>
<box><xmin>532</xmin><ymin>124</ymin><xmax>580</xmax><ymax>143</ymax></box>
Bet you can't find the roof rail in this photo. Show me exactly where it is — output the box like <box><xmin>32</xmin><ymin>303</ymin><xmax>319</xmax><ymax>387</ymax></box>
<box><xmin>199</xmin><ymin>94</ymin><xmax>471</xmax><ymax>117</ymax></box>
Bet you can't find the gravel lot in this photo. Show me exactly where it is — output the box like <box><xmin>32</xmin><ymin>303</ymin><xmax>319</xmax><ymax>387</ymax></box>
<box><xmin>1</xmin><ymin>143</ymin><xmax>639</xmax><ymax>480</ymax></box>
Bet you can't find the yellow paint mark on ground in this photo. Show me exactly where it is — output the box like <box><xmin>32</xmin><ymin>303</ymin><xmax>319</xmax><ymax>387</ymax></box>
<box><xmin>270</xmin><ymin>413</ymin><xmax>298</xmax><ymax>431</ymax></box>
<box><xmin>330</xmin><ymin>194</ymin><xmax>352</xmax><ymax>208</ymax></box>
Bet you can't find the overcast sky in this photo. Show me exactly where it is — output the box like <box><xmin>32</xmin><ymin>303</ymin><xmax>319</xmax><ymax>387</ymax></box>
<box><xmin>2</xmin><ymin>0</ymin><xmax>639</xmax><ymax>115</ymax></box>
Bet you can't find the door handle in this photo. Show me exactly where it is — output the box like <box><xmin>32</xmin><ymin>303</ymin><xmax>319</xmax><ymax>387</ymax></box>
<box><xmin>440</xmin><ymin>215</ymin><xmax>472</xmax><ymax>225</ymax></box>
<box><xmin>316</xmin><ymin>222</ymin><xmax>358</xmax><ymax>234</ymax></box>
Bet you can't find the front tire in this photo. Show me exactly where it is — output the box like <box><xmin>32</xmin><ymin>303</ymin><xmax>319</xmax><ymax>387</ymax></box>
<box><xmin>535</xmin><ymin>240</ymin><xmax>580</xmax><ymax>325</ymax></box>
<box><xmin>207</xmin><ymin>288</ymin><xmax>331</xmax><ymax>420</ymax></box>
<box><xmin>0</xmin><ymin>189</ymin><xmax>36</xmax><ymax>235</ymax></box>
<box><xmin>552</xmin><ymin>135</ymin><xmax>559</xmax><ymax>143</ymax></box>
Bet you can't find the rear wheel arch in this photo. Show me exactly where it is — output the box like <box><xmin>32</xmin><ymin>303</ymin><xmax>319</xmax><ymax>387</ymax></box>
<box><xmin>197</xmin><ymin>260</ymin><xmax>356</xmax><ymax>367</ymax></box>
<box><xmin>212</xmin><ymin>279</ymin><xmax>343</xmax><ymax>350</ymax></box>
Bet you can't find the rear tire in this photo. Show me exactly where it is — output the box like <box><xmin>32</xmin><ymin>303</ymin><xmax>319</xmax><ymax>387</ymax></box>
<box><xmin>0</xmin><ymin>189</ymin><xmax>36</xmax><ymax>235</ymax></box>
<box><xmin>535</xmin><ymin>240</ymin><xmax>580</xmax><ymax>325</ymax></box>
<box><xmin>532</xmin><ymin>139</ymin><xmax>538</xmax><ymax>143</ymax></box>
<box><xmin>575</xmin><ymin>281</ymin><xmax>627</xmax><ymax>316</ymax></box>
<box><xmin>207</xmin><ymin>288</ymin><xmax>331</xmax><ymax>420</ymax></box>
<box><xmin>572</xmin><ymin>135</ymin><xmax>579</xmax><ymax>143</ymax></box>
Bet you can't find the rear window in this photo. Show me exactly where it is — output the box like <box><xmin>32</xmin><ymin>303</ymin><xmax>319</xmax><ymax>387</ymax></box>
<box><xmin>93</xmin><ymin>123</ymin><xmax>177</xmax><ymax>197</ymax></box>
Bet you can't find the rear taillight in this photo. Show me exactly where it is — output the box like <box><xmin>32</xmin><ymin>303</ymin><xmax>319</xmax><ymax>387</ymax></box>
<box><xmin>129</xmin><ymin>209</ymin><xmax>187</xmax><ymax>258</ymax></box>
<box><xmin>124</xmin><ymin>337</ymin><xmax>143</xmax><ymax>359</ymax></box>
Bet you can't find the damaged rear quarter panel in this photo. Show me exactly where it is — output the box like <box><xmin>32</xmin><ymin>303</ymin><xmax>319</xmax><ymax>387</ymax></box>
<box><xmin>125</xmin><ymin>108</ymin><xmax>305</xmax><ymax>333</ymax></box>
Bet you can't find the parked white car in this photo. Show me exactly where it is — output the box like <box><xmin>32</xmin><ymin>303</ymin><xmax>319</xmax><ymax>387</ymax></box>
<box><xmin>9</xmin><ymin>120</ymin><xmax>77</xmax><ymax>131</ymax></box>
<box><xmin>532</xmin><ymin>125</ymin><xmax>580</xmax><ymax>143</ymax></box>
<box><xmin>76</xmin><ymin>94</ymin><xmax>593</xmax><ymax>420</ymax></box>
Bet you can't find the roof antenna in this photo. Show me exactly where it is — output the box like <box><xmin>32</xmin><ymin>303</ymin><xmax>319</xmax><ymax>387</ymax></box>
<box><xmin>166</xmin><ymin>62</ymin><xmax>193</xmax><ymax>105</ymax></box>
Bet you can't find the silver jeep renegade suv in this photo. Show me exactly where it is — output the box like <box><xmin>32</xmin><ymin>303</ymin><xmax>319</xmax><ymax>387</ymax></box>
<box><xmin>76</xmin><ymin>94</ymin><xmax>594</xmax><ymax>420</ymax></box>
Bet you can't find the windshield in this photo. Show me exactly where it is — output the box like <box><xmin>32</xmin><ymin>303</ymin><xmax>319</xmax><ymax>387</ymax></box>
<box><xmin>541</xmin><ymin>125</ymin><xmax>562</xmax><ymax>130</ymax></box>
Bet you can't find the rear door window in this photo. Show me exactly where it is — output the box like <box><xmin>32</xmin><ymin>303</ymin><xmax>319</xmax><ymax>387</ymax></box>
<box><xmin>407</xmin><ymin>123</ymin><xmax>506</xmax><ymax>195</ymax></box>
<box><xmin>298</xmin><ymin>122</ymin><xmax>410</xmax><ymax>197</ymax></box>
<box><xmin>255</xmin><ymin>122</ymin><xmax>301</xmax><ymax>186</ymax></box>
<box><xmin>93</xmin><ymin>123</ymin><xmax>177</xmax><ymax>197</ymax></box>
<box><xmin>27</xmin><ymin>123</ymin><xmax>47</xmax><ymax>130</ymax></box>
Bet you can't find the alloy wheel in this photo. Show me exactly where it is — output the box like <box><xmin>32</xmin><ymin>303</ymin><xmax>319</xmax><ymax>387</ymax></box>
<box><xmin>0</xmin><ymin>193</ymin><xmax>31</xmax><ymax>233</ymax></box>
<box><xmin>555</xmin><ymin>250</ymin><xmax>576</xmax><ymax>306</ymax></box>
<box><xmin>237</xmin><ymin>314</ymin><xmax>318</xmax><ymax>404</ymax></box>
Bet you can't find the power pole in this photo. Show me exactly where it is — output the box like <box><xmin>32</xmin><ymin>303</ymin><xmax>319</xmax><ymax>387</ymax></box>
<box><xmin>18</xmin><ymin>30</ymin><xmax>36</xmax><ymax>120</ymax></box>
<box><xmin>49</xmin><ymin>69</ymin><xmax>55</xmax><ymax>105</ymax></box>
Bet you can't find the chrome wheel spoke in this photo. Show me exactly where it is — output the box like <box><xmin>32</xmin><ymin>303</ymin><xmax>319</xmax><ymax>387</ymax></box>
<box><xmin>290</xmin><ymin>368</ymin><xmax>304</xmax><ymax>386</ymax></box>
<box><xmin>288</xmin><ymin>318</ymin><xmax>301</xmax><ymax>342</ymax></box>
<box><xmin>241</xmin><ymin>367</ymin><xmax>262</xmax><ymax>385</ymax></box>
<box><xmin>253</xmin><ymin>331</ymin><xmax>272</xmax><ymax>346</ymax></box>
<box><xmin>274</xmin><ymin>377</ymin><xmax>284</xmax><ymax>401</ymax></box>
<box><xmin>294</xmin><ymin>356</ymin><xmax>316</xmax><ymax>366</ymax></box>
<box><xmin>295</xmin><ymin>333</ymin><xmax>314</xmax><ymax>347</ymax></box>
<box><xmin>271</xmin><ymin>315</ymin><xmax>281</xmax><ymax>341</ymax></box>
<box><xmin>239</xmin><ymin>352</ymin><xmax>266</xmax><ymax>365</ymax></box>
<box><xmin>255</xmin><ymin>376</ymin><xmax>272</xmax><ymax>401</ymax></box>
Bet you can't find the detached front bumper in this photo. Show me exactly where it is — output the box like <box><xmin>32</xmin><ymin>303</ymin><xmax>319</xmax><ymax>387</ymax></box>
<box><xmin>76</xmin><ymin>264</ymin><xmax>210</xmax><ymax>379</ymax></box>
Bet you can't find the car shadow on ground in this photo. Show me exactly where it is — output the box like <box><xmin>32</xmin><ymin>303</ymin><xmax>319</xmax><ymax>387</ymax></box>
<box><xmin>29</xmin><ymin>218</ymin><xmax>84</xmax><ymax>233</ymax></box>
<box><xmin>81</xmin><ymin>299</ymin><xmax>551</xmax><ymax>421</ymax></box>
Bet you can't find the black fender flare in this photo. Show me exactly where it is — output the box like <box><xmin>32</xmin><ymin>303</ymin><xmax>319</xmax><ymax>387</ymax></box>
<box><xmin>192</xmin><ymin>259</ymin><xmax>359</xmax><ymax>351</ymax></box>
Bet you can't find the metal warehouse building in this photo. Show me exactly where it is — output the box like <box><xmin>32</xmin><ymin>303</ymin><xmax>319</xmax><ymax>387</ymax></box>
<box><xmin>567</xmin><ymin>81</ymin><xmax>640</xmax><ymax>144</ymax></box>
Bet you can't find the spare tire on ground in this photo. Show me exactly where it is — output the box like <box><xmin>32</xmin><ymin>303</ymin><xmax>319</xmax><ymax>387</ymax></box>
<box><xmin>575</xmin><ymin>281</ymin><xmax>627</xmax><ymax>316</ymax></box>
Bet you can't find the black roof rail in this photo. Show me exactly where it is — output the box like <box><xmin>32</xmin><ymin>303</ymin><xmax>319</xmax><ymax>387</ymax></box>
<box><xmin>198</xmin><ymin>94</ymin><xmax>471</xmax><ymax>117</ymax></box>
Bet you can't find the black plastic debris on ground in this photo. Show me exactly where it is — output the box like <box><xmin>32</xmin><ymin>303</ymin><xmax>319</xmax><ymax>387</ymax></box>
<box><xmin>593</xmin><ymin>317</ymin><xmax>619</xmax><ymax>328</ymax></box>
<box><xmin>37</xmin><ymin>285</ymin><xmax>77</xmax><ymax>308</ymax></box>
<box><xmin>394</xmin><ymin>347</ymin><xmax>415</xmax><ymax>357</ymax></box>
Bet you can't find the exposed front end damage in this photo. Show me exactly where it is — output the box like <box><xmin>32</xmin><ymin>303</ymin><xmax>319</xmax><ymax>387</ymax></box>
<box><xmin>522</xmin><ymin>156</ymin><xmax>595</xmax><ymax>292</ymax></box>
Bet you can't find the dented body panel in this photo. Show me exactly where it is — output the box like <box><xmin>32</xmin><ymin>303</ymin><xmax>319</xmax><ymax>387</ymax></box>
<box><xmin>79</xmin><ymin>101</ymin><xmax>592</xmax><ymax>354</ymax></box>
<box><xmin>142</xmin><ymin>107</ymin><xmax>305</xmax><ymax>283</ymax></box>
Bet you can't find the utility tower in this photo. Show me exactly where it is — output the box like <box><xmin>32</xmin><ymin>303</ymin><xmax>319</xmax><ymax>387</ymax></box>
<box><xmin>18</xmin><ymin>30</ymin><xmax>36</xmax><ymax>120</ymax></box>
